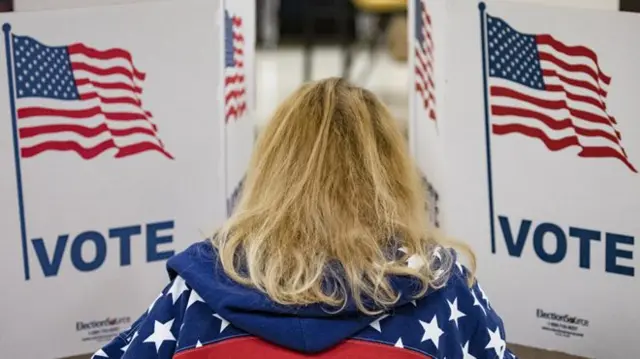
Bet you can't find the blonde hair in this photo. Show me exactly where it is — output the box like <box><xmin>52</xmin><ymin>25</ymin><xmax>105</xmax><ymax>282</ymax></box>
<box><xmin>215</xmin><ymin>78</ymin><xmax>474</xmax><ymax>314</ymax></box>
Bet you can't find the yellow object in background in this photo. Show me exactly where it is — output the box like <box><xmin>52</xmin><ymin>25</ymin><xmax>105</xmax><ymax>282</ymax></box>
<box><xmin>352</xmin><ymin>0</ymin><xmax>407</xmax><ymax>12</ymax></box>
<box><xmin>387</xmin><ymin>15</ymin><xmax>408</xmax><ymax>62</ymax></box>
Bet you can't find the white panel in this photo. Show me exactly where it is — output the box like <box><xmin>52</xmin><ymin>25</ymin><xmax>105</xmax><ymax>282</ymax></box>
<box><xmin>223</xmin><ymin>0</ymin><xmax>255</xmax><ymax>216</ymax></box>
<box><xmin>410</xmin><ymin>0</ymin><xmax>448</xmax><ymax>230</ymax></box>
<box><xmin>503</xmin><ymin>0</ymin><xmax>618</xmax><ymax>11</ymax></box>
<box><xmin>0</xmin><ymin>1</ymin><xmax>226</xmax><ymax>357</ymax></box>
<box><xmin>409</xmin><ymin>0</ymin><xmax>640</xmax><ymax>357</ymax></box>
<box><xmin>14</xmin><ymin>0</ymin><xmax>162</xmax><ymax>12</ymax></box>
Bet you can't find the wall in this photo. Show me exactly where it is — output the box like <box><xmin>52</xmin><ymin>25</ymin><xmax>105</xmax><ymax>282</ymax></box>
<box><xmin>503</xmin><ymin>0</ymin><xmax>618</xmax><ymax>10</ymax></box>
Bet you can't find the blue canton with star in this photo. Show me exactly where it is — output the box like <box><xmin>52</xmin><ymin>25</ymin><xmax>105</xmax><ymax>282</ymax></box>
<box><xmin>486</xmin><ymin>14</ymin><xmax>545</xmax><ymax>90</ymax></box>
<box><xmin>12</xmin><ymin>34</ymin><xmax>80</xmax><ymax>100</ymax></box>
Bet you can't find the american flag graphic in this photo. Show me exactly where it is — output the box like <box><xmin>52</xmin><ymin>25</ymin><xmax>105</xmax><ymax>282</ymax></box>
<box><xmin>414</xmin><ymin>0</ymin><xmax>436</xmax><ymax>121</ymax></box>
<box><xmin>485</xmin><ymin>14</ymin><xmax>636</xmax><ymax>172</ymax></box>
<box><xmin>422</xmin><ymin>176</ymin><xmax>440</xmax><ymax>228</ymax></box>
<box><xmin>10</xmin><ymin>34</ymin><xmax>173</xmax><ymax>160</ymax></box>
<box><xmin>224</xmin><ymin>10</ymin><xmax>246</xmax><ymax>123</ymax></box>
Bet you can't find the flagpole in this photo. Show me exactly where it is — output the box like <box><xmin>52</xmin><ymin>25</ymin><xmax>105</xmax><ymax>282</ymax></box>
<box><xmin>3</xmin><ymin>23</ymin><xmax>30</xmax><ymax>280</ymax></box>
<box><xmin>478</xmin><ymin>3</ymin><xmax>497</xmax><ymax>254</ymax></box>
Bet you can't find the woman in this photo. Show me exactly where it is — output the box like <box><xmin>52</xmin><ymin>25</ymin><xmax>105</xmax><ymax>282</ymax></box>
<box><xmin>94</xmin><ymin>78</ymin><xmax>516</xmax><ymax>359</ymax></box>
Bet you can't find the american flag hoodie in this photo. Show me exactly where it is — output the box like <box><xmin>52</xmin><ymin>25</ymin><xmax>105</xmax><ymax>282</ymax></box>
<box><xmin>92</xmin><ymin>241</ymin><xmax>517</xmax><ymax>359</ymax></box>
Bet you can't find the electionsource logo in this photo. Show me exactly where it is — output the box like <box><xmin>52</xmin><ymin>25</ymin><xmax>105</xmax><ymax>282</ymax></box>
<box><xmin>536</xmin><ymin>309</ymin><xmax>589</xmax><ymax>327</ymax></box>
<box><xmin>537</xmin><ymin>308</ymin><xmax>589</xmax><ymax>339</ymax></box>
<box><xmin>76</xmin><ymin>316</ymin><xmax>131</xmax><ymax>331</ymax></box>
<box><xmin>76</xmin><ymin>316</ymin><xmax>131</xmax><ymax>343</ymax></box>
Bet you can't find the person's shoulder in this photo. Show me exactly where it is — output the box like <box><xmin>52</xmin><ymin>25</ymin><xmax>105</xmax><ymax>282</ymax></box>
<box><xmin>172</xmin><ymin>239</ymin><xmax>217</xmax><ymax>261</ymax></box>
<box><xmin>412</xmin><ymin>259</ymin><xmax>490</xmax><ymax>328</ymax></box>
<box><xmin>164</xmin><ymin>238</ymin><xmax>242</xmax><ymax>306</ymax></box>
<box><xmin>166</xmin><ymin>239</ymin><xmax>218</xmax><ymax>278</ymax></box>
<box><xmin>401</xmin><ymin>259</ymin><xmax>513</xmax><ymax>358</ymax></box>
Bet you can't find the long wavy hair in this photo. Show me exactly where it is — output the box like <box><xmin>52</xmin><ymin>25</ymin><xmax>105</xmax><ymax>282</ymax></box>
<box><xmin>214</xmin><ymin>78</ymin><xmax>474</xmax><ymax>314</ymax></box>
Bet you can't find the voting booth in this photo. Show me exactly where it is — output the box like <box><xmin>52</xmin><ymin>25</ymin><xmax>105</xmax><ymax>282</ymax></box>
<box><xmin>410</xmin><ymin>0</ymin><xmax>640</xmax><ymax>357</ymax></box>
<box><xmin>13</xmin><ymin>0</ymin><xmax>158</xmax><ymax>11</ymax></box>
<box><xmin>0</xmin><ymin>0</ymin><xmax>255</xmax><ymax>357</ymax></box>
<box><xmin>225</xmin><ymin>0</ymin><xmax>255</xmax><ymax>216</ymax></box>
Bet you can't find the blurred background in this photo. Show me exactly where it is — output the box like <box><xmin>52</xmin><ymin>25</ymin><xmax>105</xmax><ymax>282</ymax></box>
<box><xmin>250</xmin><ymin>0</ymin><xmax>639</xmax><ymax>134</ymax></box>
<box><xmin>254</xmin><ymin>0</ymin><xmax>409</xmax><ymax>132</ymax></box>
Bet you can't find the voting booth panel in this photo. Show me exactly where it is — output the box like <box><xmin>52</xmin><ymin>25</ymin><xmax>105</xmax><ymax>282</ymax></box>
<box><xmin>13</xmin><ymin>0</ymin><xmax>161</xmax><ymax>12</ymax></box>
<box><xmin>411</xmin><ymin>0</ymin><xmax>640</xmax><ymax>358</ymax></box>
<box><xmin>0</xmin><ymin>0</ymin><xmax>252</xmax><ymax>357</ymax></box>
<box><xmin>502</xmin><ymin>0</ymin><xmax>619</xmax><ymax>11</ymax></box>
<box><xmin>224</xmin><ymin>0</ymin><xmax>255</xmax><ymax>217</ymax></box>
<box><xmin>409</xmin><ymin>0</ymin><xmax>447</xmax><ymax>229</ymax></box>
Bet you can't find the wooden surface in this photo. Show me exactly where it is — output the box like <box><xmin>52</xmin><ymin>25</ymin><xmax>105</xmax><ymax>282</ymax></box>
<box><xmin>352</xmin><ymin>0</ymin><xmax>406</xmax><ymax>12</ymax></box>
<box><xmin>510</xmin><ymin>344</ymin><xmax>587</xmax><ymax>359</ymax></box>
<box><xmin>387</xmin><ymin>15</ymin><xmax>408</xmax><ymax>62</ymax></box>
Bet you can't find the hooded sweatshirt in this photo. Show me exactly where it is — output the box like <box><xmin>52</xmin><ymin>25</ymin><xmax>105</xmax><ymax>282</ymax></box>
<box><xmin>93</xmin><ymin>241</ymin><xmax>517</xmax><ymax>359</ymax></box>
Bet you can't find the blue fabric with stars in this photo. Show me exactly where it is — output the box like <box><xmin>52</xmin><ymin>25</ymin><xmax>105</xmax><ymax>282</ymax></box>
<box><xmin>12</xmin><ymin>34</ymin><xmax>80</xmax><ymax>100</ymax></box>
<box><xmin>486</xmin><ymin>15</ymin><xmax>545</xmax><ymax>90</ymax></box>
<box><xmin>93</xmin><ymin>241</ymin><xmax>517</xmax><ymax>358</ymax></box>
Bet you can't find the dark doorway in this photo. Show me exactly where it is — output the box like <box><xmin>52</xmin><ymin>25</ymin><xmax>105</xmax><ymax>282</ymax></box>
<box><xmin>621</xmin><ymin>0</ymin><xmax>640</xmax><ymax>13</ymax></box>
<box><xmin>0</xmin><ymin>0</ymin><xmax>11</xmax><ymax>12</ymax></box>
<box><xmin>278</xmin><ymin>0</ymin><xmax>356</xmax><ymax>44</ymax></box>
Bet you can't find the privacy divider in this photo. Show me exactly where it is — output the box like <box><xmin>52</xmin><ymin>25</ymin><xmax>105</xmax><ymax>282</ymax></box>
<box><xmin>409</xmin><ymin>0</ymin><xmax>640</xmax><ymax>357</ymax></box>
<box><xmin>0</xmin><ymin>0</ymin><xmax>255</xmax><ymax>357</ymax></box>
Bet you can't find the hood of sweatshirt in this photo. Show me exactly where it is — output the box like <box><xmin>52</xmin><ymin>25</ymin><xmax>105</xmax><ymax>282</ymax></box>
<box><xmin>166</xmin><ymin>240</ymin><xmax>433</xmax><ymax>354</ymax></box>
